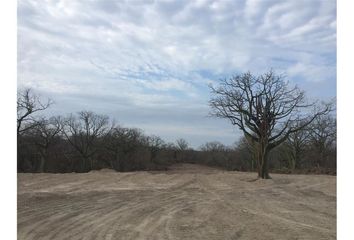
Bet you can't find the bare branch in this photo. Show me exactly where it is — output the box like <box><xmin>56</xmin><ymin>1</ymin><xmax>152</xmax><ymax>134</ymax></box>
<box><xmin>209</xmin><ymin>70</ymin><xmax>334</xmax><ymax>178</ymax></box>
<box><xmin>17</xmin><ymin>88</ymin><xmax>53</xmax><ymax>135</ymax></box>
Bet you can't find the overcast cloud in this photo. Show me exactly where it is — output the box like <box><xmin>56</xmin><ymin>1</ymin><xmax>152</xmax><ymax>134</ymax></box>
<box><xmin>18</xmin><ymin>0</ymin><xmax>336</xmax><ymax>148</ymax></box>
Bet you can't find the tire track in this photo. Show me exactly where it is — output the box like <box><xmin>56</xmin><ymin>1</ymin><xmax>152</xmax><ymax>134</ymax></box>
<box><xmin>18</xmin><ymin>165</ymin><xmax>336</xmax><ymax>240</ymax></box>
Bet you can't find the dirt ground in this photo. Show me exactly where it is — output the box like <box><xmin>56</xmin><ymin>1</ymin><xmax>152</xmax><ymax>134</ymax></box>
<box><xmin>18</xmin><ymin>164</ymin><xmax>336</xmax><ymax>240</ymax></box>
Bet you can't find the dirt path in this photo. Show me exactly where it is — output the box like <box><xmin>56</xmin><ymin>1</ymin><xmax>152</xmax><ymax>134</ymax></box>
<box><xmin>18</xmin><ymin>164</ymin><xmax>336</xmax><ymax>239</ymax></box>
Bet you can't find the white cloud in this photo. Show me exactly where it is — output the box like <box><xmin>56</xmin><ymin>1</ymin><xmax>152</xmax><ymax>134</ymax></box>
<box><xmin>18</xmin><ymin>0</ymin><xmax>336</xmax><ymax>146</ymax></box>
<box><xmin>287</xmin><ymin>62</ymin><xmax>335</xmax><ymax>83</ymax></box>
<box><xmin>139</xmin><ymin>78</ymin><xmax>195</xmax><ymax>92</ymax></box>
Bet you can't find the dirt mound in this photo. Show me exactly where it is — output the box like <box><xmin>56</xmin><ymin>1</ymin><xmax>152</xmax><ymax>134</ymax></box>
<box><xmin>18</xmin><ymin>166</ymin><xmax>336</xmax><ymax>240</ymax></box>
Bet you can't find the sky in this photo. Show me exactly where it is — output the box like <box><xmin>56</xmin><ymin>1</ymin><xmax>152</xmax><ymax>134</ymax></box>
<box><xmin>17</xmin><ymin>0</ymin><xmax>336</xmax><ymax>148</ymax></box>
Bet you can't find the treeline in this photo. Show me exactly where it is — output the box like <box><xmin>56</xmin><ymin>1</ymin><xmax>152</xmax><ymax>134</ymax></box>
<box><xmin>17</xmin><ymin>89</ymin><xmax>336</xmax><ymax>174</ymax></box>
<box><xmin>18</xmin><ymin>111</ymin><xmax>180</xmax><ymax>173</ymax></box>
<box><xmin>191</xmin><ymin>113</ymin><xmax>336</xmax><ymax>175</ymax></box>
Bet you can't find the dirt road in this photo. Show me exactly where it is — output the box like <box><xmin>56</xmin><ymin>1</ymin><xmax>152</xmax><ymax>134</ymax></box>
<box><xmin>18</xmin><ymin>164</ymin><xmax>336</xmax><ymax>239</ymax></box>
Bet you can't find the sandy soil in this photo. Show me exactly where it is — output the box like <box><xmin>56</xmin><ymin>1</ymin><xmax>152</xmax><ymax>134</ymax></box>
<box><xmin>18</xmin><ymin>164</ymin><xmax>336</xmax><ymax>240</ymax></box>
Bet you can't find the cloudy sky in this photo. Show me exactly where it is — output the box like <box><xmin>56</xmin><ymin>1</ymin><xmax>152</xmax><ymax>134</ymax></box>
<box><xmin>18</xmin><ymin>0</ymin><xmax>336</xmax><ymax>148</ymax></box>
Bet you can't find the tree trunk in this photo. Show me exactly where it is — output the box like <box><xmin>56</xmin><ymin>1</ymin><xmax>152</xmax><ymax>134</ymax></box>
<box><xmin>82</xmin><ymin>156</ymin><xmax>90</xmax><ymax>172</ymax></box>
<box><xmin>288</xmin><ymin>148</ymin><xmax>296</xmax><ymax>170</ymax></box>
<box><xmin>38</xmin><ymin>155</ymin><xmax>45</xmax><ymax>173</ymax></box>
<box><xmin>112</xmin><ymin>153</ymin><xmax>119</xmax><ymax>171</ymax></box>
<box><xmin>118</xmin><ymin>153</ymin><xmax>125</xmax><ymax>172</ymax></box>
<box><xmin>292</xmin><ymin>145</ymin><xmax>302</xmax><ymax>170</ymax></box>
<box><xmin>37</xmin><ymin>149</ymin><xmax>47</xmax><ymax>173</ymax></box>
<box><xmin>256</xmin><ymin>141</ymin><xmax>271</xmax><ymax>179</ymax></box>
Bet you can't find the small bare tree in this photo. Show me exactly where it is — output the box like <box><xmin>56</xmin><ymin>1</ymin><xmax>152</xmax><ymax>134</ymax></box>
<box><xmin>17</xmin><ymin>88</ymin><xmax>53</xmax><ymax>135</ymax></box>
<box><xmin>209</xmin><ymin>70</ymin><xmax>331</xmax><ymax>179</ymax></box>
<box><xmin>61</xmin><ymin>111</ymin><xmax>110</xmax><ymax>172</ymax></box>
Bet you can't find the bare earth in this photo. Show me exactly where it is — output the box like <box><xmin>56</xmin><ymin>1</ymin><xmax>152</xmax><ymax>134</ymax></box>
<box><xmin>18</xmin><ymin>164</ymin><xmax>336</xmax><ymax>240</ymax></box>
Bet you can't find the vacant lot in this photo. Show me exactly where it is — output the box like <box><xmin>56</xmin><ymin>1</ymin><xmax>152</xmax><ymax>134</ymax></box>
<box><xmin>18</xmin><ymin>164</ymin><xmax>336</xmax><ymax>240</ymax></box>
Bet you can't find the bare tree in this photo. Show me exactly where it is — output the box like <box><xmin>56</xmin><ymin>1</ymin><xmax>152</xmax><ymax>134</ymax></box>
<box><xmin>164</xmin><ymin>142</ymin><xmax>177</xmax><ymax>151</ymax></box>
<box><xmin>147</xmin><ymin>135</ymin><xmax>165</xmax><ymax>165</ymax></box>
<box><xmin>234</xmin><ymin>137</ymin><xmax>256</xmax><ymax>171</ymax></box>
<box><xmin>283</xmin><ymin>121</ymin><xmax>310</xmax><ymax>169</ymax></box>
<box><xmin>104</xmin><ymin>126</ymin><xmax>123</xmax><ymax>170</ymax></box>
<box><xmin>176</xmin><ymin>138</ymin><xmax>190</xmax><ymax>151</ymax></box>
<box><xmin>104</xmin><ymin>127</ymin><xmax>145</xmax><ymax>171</ymax></box>
<box><xmin>209</xmin><ymin>70</ymin><xmax>331</xmax><ymax>178</ymax></box>
<box><xmin>17</xmin><ymin>88</ymin><xmax>53</xmax><ymax>135</ymax></box>
<box><xmin>200</xmin><ymin>141</ymin><xmax>227</xmax><ymax>152</ymax></box>
<box><xmin>308</xmin><ymin>115</ymin><xmax>336</xmax><ymax>168</ymax></box>
<box><xmin>30</xmin><ymin>116</ymin><xmax>62</xmax><ymax>172</ymax></box>
<box><xmin>61</xmin><ymin>111</ymin><xmax>110</xmax><ymax>172</ymax></box>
